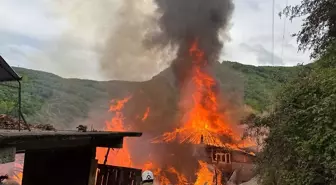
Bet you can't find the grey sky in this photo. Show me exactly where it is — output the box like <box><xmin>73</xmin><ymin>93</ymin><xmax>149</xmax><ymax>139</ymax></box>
<box><xmin>0</xmin><ymin>0</ymin><xmax>311</xmax><ymax>80</ymax></box>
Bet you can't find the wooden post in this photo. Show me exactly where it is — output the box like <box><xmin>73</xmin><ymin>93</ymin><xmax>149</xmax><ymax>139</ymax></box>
<box><xmin>88</xmin><ymin>159</ymin><xmax>98</xmax><ymax>185</ymax></box>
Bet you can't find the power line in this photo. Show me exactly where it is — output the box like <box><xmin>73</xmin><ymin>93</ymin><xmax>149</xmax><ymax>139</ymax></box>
<box><xmin>272</xmin><ymin>0</ymin><xmax>275</xmax><ymax>64</ymax></box>
<box><xmin>281</xmin><ymin>0</ymin><xmax>289</xmax><ymax>61</ymax></box>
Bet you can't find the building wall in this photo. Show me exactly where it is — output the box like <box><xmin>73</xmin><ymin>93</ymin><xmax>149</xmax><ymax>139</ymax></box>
<box><xmin>22</xmin><ymin>147</ymin><xmax>96</xmax><ymax>185</ymax></box>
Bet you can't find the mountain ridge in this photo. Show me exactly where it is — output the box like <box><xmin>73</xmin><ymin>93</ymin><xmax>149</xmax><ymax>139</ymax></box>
<box><xmin>0</xmin><ymin>61</ymin><xmax>301</xmax><ymax>128</ymax></box>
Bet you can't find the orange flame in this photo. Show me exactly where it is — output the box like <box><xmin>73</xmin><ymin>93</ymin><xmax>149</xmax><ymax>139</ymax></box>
<box><xmin>194</xmin><ymin>161</ymin><xmax>215</xmax><ymax>185</ymax></box>
<box><xmin>11</xmin><ymin>162</ymin><xmax>23</xmax><ymax>185</ymax></box>
<box><xmin>96</xmin><ymin>96</ymin><xmax>133</xmax><ymax>167</ymax></box>
<box><xmin>153</xmin><ymin>40</ymin><xmax>241</xmax><ymax>149</ymax></box>
<box><xmin>167</xmin><ymin>167</ymin><xmax>188</xmax><ymax>185</ymax></box>
<box><xmin>154</xmin><ymin>168</ymin><xmax>172</xmax><ymax>185</ymax></box>
<box><xmin>141</xmin><ymin>107</ymin><xmax>150</xmax><ymax>121</ymax></box>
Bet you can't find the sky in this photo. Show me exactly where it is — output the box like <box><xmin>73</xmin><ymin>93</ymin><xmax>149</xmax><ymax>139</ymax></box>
<box><xmin>0</xmin><ymin>0</ymin><xmax>311</xmax><ymax>81</ymax></box>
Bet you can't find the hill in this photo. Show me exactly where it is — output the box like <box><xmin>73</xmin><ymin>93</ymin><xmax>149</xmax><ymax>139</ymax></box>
<box><xmin>0</xmin><ymin>61</ymin><xmax>301</xmax><ymax>129</ymax></box>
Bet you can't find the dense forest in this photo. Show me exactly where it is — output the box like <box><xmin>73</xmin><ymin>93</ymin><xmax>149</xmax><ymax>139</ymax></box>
<box><xmin>0</xmin><ymin>61</ymin><xmax>300</xmax><ymax>129</ymax></box>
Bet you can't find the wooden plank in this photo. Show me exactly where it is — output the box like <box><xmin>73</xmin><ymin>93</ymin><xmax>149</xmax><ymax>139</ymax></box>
<box><xmin>102</xmin><ymin>168</ymin><xmax>109</xmax><ymax>185</ymax></box>
<box><xmin>96</xmin><ymin>169</ymin><xmax>103</xmax><ymax>185</ymax></box>
<box><xmin>88</xmin><ymin>159</ymin><xmax>98</xmax><ymax>185</ymax></box>
<box><xmin>96</xmin><ymin>164</ymin><xmax>142</xmax><ymax>185</ymax></box>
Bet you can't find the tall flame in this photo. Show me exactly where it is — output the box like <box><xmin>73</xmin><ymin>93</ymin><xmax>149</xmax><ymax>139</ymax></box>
<box><xmin>153</xmin><ymin>40</ymin><xmax>241</xmax><ymax>149</ymax></box>
<box><xmin>96</xmin><ymin>96</ymin><xmax>133</xmax><ymax>167</ymax></box>
<box><xmin>194</xmin><ymin>161</ymin><xmax>218</xmax><ymax>185</ymax></box>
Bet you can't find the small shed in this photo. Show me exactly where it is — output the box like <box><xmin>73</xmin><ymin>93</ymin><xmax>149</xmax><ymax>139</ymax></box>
<box><xmin>0</xmin><ymin>130</ymin><xmax>142</xmax><ymax>185</ymax></box>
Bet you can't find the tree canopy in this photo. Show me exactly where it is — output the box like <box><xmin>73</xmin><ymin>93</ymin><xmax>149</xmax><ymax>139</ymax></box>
<box><xmin>256</xmin><ymin>59</ymin><xmax>336</xmax><ymax>184</ymax></box>
<box><xmin>282</xmin><ymin>0</ymin><xmax>336</xmax><ymax>58</ymax></box>
<box><xmin>254</xmin><ymin>1</ymin><xmax>336</xmax><ymax>182</ymax></box>
<box><xmin>251</xmin><ymin>1</ymin><xmax>336</xmax><ymax>183</ymax></box>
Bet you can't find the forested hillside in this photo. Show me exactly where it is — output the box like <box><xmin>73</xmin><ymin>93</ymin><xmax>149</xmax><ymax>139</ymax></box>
<box><xmin>0</xmin><ymin>61</ymin><xmax>300</xmax><ymax>128</ymax></box>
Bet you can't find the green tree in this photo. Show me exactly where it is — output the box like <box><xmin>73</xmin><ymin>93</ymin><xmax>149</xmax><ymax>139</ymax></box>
<box><xmin>255</xmin><ymin>58</ymin><xmax>336</xmax><ymax>184</ymax></box>
<box><xmin>281</xmin><ymin>0</ymin><xmax>336</xmax><ymax>58</ymax></box>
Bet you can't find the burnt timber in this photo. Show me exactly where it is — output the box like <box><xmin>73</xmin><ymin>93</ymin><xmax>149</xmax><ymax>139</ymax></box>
<box><xmin>0</xmin><ymin>130</ymin><xmax>142</xmax><ymax>185</ymax></box>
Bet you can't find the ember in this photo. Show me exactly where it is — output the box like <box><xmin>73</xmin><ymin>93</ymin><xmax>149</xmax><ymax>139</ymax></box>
<box><xmin>141</xmin><ymin>107</ymin><xmax>150</xmax><ymax>122</ymax></box>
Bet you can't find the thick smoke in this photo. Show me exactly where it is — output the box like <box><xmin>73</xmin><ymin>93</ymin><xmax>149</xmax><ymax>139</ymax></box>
<box><xmin>99</xmin><ymin>0</ymin><xmax>173</xmax><ymax>81</ymax></box>
<box><xmin>124</xmin><ymin>0</ymin><xmax>236</xmax><ymax>182</ymax></box>
<box><xmin>50</xmin><ymin>0</ymin><xmax>172</xmax><ymax>81</ymax></box>
<box><xmin>145</xmin><ymin>0</ymin><xmax>234</xmax><ymax>86</ymax></box>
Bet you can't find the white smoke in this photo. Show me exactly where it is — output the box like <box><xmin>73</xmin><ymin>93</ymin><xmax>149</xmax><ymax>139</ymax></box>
<box><xmin>51</xmin><ymin>0</ymin><xmax>175</xmax><ymax>81</ymax></box>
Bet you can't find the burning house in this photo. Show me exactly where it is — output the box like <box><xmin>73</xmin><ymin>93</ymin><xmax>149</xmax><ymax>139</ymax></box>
<box><xmin>95</xmin><ymin>0</ymin><xmax>258</xmax><ymax>183</ymax></box>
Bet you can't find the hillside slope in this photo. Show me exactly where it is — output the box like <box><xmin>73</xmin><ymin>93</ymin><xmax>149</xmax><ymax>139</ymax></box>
<box><xmin>0</xmin><ymin>61</ymin><xmax>300</xmax><ymax>128</ymax></box>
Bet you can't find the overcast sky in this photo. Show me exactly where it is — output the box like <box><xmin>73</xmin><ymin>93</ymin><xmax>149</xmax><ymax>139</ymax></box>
<box><xmin>0</xmin><ymin>0</ymin><xmax>310</xmax><ymax>80</ymax></box>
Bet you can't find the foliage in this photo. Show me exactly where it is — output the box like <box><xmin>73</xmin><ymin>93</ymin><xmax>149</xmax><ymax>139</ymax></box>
<box><xmin>222</xmin><ymin>61</ymin><xmax>300</xmax><ymax>111</ymax></box>
<box><xmin>255</xmin><ymin>57</ymin><xmax>336</xmax><ymax>184</ymax></box>
<box><xmin>281</xmin><ymin>0</ymin><xmax>336</xmax><ymax>58</ymax></box>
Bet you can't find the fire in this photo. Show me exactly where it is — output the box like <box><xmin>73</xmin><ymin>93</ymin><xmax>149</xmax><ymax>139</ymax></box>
<box><xmin>96</xmin><ymin>96</ymin><xmax>133</xmax><ymax>167</ymax></box>
<box><xmin>194</xmin><ymin>161</ymin><xmax>217</xmax><ymax>185</ymax></box>
<box><xmin>11</xmin><ymin>162</ymin><xmax>23</xmax><ymax>185</ymax></box>
<box><xmin>153</xmin><ymin>40</ymin><xmax>241</xmax><ymax>149</ymax></box>
<box><xmin>167</xmin><ymin>167</ymin><xmax>188</xmax><ymax>185</ymax></box>
<box><xmin>154</xmin><ymin>168</ymin><xmax>171</xmax><ymax>185</ymax></box>
<box><xmin>143</xmin><ymin>161</ymin><xmax>154</xmax><ymax>170</ymax></box>
<box><xmin>109</xmin><ymin>96</ymin><xmax>132</xmax><ymax>112</ymax></box>
<box><xmin>141</xmin><ymin>107</ymin><xmax>150</xmax><ymax>121</ymax></box>
<box><xmin>96</xmin><ymin>39</ymin><xmax>257</xmax><ymax>184</ymax></box>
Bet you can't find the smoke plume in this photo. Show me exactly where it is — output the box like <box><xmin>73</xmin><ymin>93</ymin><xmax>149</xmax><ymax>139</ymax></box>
<box><xmin>145</xmin><ymin>0</ymin><xmax>234</xmax><ymax>86</ymax></box>
<box><xmin>99</xmin><ymin>0</ymin><xmax>174</xmax><ymax>81</ymax></box>
<box><xmin>123</xmin><ymin>0</ymin><xmax>236</xmax><ymax>182</ymax></box>
<box><xmin>50</xmin><ymin>0</ymin><xmax>173</xmax><ymax>81</ymax></box>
